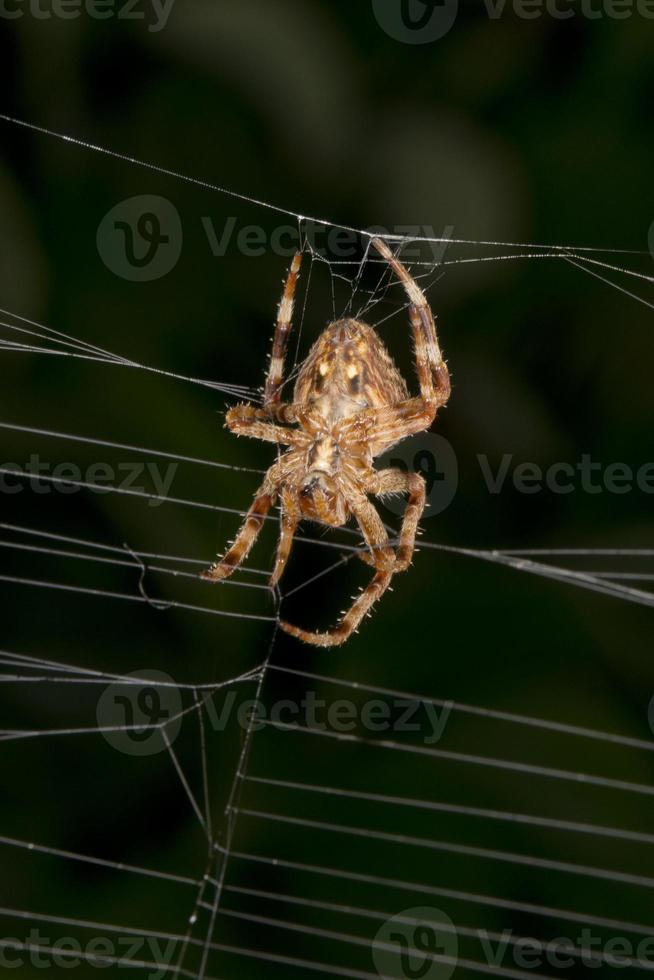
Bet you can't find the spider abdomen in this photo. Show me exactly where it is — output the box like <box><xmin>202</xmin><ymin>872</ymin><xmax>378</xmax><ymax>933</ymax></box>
<box><xmin>294</xmin><ymin>318</ymin><xmax>409</xmax><ymax>424</ymax></box>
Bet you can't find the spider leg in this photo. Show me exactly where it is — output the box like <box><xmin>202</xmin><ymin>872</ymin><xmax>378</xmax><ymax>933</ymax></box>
<box><xmin>337</xmin><ymin>243</ymin><xmax>450</xmax><ymax>457</ymax></box>
<box><xmin>280</xmin><ymin>566</ymin><xmax>394</xmax><ymax>648</ymax></box>
<box><xmin>407</xmin><ymin>303</ymin><xmax>451</xmax><ymax>407</ymax></box>
<box><xmin>264</xmin><ymin>251</ymin><xmax>302</xmax><ymax>409</ymax></box>
<box><xmin>269</xmin><ymin>488</ymin><xmax>300</xmax><ymax>587</ymax></box>
<box><xmin>354</xmin><ymin>468</ymin><xmax>426</xmax><ymax>570</ymax></box>
<box><xmin>202</xmin><ymin>481</ymin><xmax>277</xmax><ymax>582</ymax></box>
<box><xmin>339</xmin><ymin>396</ymin><xmax>438</xmax><ymax>456</ymax></box>
<box><xmin>352</xmin><ymin>493</ymin><xmax>396</xmax><ymax>570</ymax></box>
<box><xmin>371</xmin><ymin>236</ymin><xmax>450</xmax><ymax>407</ymax></box>
<box><xmin>371</xmin><ymin>468</ymin><xmax>426</xmax><ymax>570</ymax></box>
<box><xmin>279</xmin><ymin>495</ymin><xmax>395</xmax><ymax>647</ymax></box>
<box><xmin>225</xmin><ymin>403</ymin><xmax>298</xmax><ymax>445</ymax></box>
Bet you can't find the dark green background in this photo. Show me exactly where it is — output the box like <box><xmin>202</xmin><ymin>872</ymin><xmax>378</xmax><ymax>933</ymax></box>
<box><xmin>1</xmin><ymin>1</ymin><xmax>654</xmax><ymax>977</ymax></box>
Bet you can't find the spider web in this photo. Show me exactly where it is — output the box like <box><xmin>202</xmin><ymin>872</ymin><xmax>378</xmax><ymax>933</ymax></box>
<box><xmin>1</xmin><ymin>114</ymin><xmax>654</xmax><ymax>980</ymax></box>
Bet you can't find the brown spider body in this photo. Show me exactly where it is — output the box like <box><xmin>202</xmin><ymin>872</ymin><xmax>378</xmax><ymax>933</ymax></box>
<box><xmin>295</xmin><ymin>318</ymin><xmax>409</xmax><ymax>421</ymax></box>
<box><xmin>202</xmin><ymin>239</ymin><xmax>451</xmax><ymax>647</ymax></box>
<box><xmin>292</xmin><ymin>319</ymin><xmax>408</xmax><ymax>527</ymax></box>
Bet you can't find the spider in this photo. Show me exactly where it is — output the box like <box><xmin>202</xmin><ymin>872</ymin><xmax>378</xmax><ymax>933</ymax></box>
<box><xmin>202</xmin><ymin>237</ymin><xmax>451</xmax><ymax>646</ymax></box>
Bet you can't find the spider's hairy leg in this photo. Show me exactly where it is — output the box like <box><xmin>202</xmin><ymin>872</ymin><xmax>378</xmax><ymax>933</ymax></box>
<box><xmin>280</xmin><ymin>567</ymin><xmax>394</xmax><ymax>648</ymax></box>
<box><xmin>269</xmin><ymin>488</ymin><xmax>300</xmax><ymax>587</ymax></box>
<box><xmin>279</xmin><ymin>493</ymin><xmax>395</xmax><ymax>647</ymax></box>
<box><xmin>202</xmin><ymin>472</ymin><xmax>280</xmax><ymax>582</ymax></box>
<box><xmin>226</xmin><ymin>403</ymin><xmax>296</xmax><ymax>444</ymax></box>
<box><xmin>264</xmin><ymin>251</ymin><xmax>302</xmax><ymax>408</ymax></box>
<box><xmin>371</xmin><ymin>237</ymin><xmax>450</xmax><ymax>409</ymax></box>
<box><xmin>372</xmin><ymin>468</ymin><xmax>426</xmax><ymax>570</ymax></box>
<box><xmin>408</xmin><ymin>303</ymin><xmax>451</xmax><ymax>407</ymax></box>
<box><xmin>351</xmin><ymin>492</ymin><xmax>396</xmax><ymax>570</ymax></box>
<box><xmin>341</xmin><ymin>397</ymin><xmax>439</xmax><ymax>457</ymax></box>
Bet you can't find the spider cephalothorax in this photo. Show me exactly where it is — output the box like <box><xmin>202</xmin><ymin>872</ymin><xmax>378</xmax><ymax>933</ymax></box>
<box><xmin>202</xmin><ymin>238</ymin><xmax>451</xmax><ymax>646</ymax></box>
